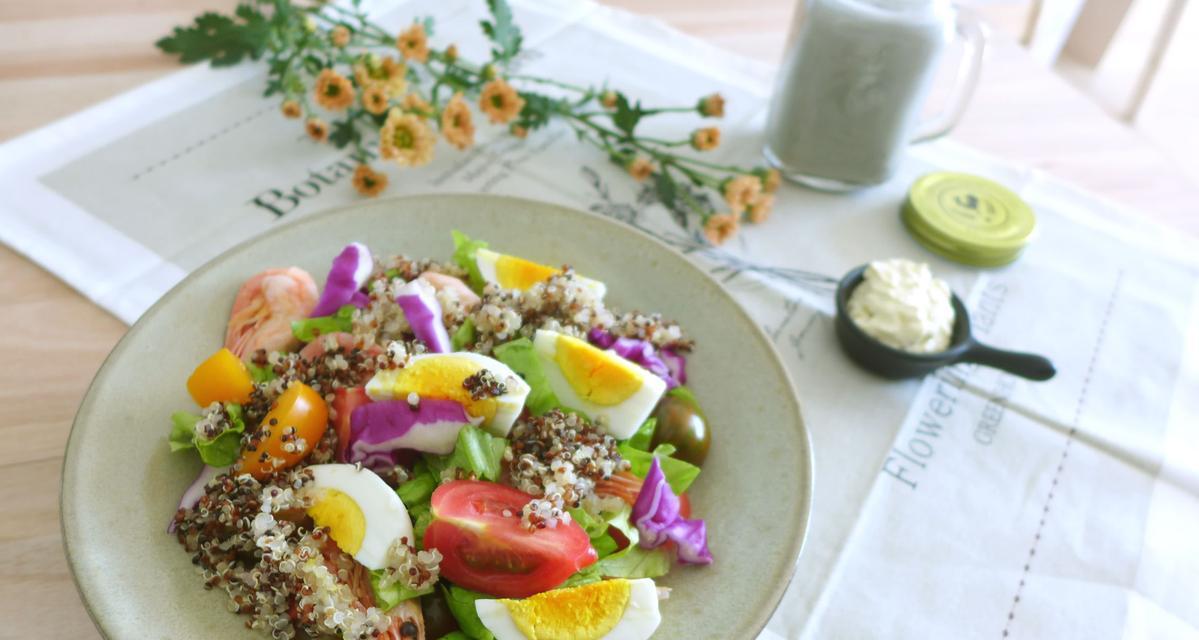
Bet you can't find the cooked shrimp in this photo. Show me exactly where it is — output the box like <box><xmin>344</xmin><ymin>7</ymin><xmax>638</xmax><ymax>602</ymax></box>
<box><xmin>595</xmin><ymin>470</ymin><xmax>642</xmax><ymax>505</ymax></box>
<box><xmin>418</xmin><ymin>271</ymin><xmax>481</xmax><ymax>311</ymax></box>
<box><xmin>322</xmin><ymin>539</ymin><xmax>426</xmax><ymax>640</ymax></box>
<box><xmin>224</xmin><ymin>267</ymin><xmax>318</xmax><ymax>357</ymax></box>
<box><xmin>299</xmin><ymin>331</ymin><xmax>384</xmax><ymax>362</ymax></box>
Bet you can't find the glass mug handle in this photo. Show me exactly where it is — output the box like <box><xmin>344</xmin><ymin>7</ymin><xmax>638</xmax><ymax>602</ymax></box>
<box><xmin>911</xmin><ymin>9</ymin><xmax>986</xmax><ymax>143</ymax></box>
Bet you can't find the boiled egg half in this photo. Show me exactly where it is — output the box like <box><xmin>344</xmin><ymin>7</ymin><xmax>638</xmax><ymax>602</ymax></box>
<box><xmin>304</xmin><ymin>463</ymin><xmax>413</xmax><ymax>570</ymax></box>
<box><xmin>475</xmin><ymin>578</ymin><xmax>661</xmax><ymax>640</ymax></box>
<box><xmin>475</xmin><ymin>248</ymin><xmax>607</xmax><ymax>299</ymax></box>
<box><xmin>365</xmin><ymin>352</ymin><xmax>530</xmax><ymax>437</ymax></box>
<box><xmin>533</xmin><ymin>329</ymin><xmax>666</xmax><ymax>439</ymax></box>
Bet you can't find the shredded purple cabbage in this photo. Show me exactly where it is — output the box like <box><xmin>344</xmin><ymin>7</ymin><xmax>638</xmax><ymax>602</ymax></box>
<box><xmin>396</xmin><ymin>279</ymin><xmax>452</xmax><ymax>353</ymax></box>
<box><xmin>347</xmin><ymin>399</ymin><xmax>473</xmax><ymax>467</ymax></box>
<box><xmin>631</xmin><ymin>457</ymin><xmax>713</xmax><ymax>565</ymax></box>
<box><xmin>168</xmin><ymin>464</ymin><xmax>228</xmax><ymax>533</ymax></box>
<box><xmin>311</xmin><ymin>243</ymin><xmax>373</xmax><ymax>317</ymax></box>
<box><xmin>587</xmin><ymin>327</ymin><xmax>681</xmax><ymax>389</ymax></box>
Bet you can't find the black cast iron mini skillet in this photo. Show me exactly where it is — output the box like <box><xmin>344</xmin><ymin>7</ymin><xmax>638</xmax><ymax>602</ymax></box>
<box><xmin>834</xmin><ymin>265</ymin><xmax>1056</xmax><ymax>381</ymax></box>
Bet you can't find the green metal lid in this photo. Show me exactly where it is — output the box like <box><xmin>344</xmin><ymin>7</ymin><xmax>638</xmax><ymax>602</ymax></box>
<box><xmin>902</xmin><ymin>172</ymin><xmax>1036</xmax><ymax>267</ymax></box>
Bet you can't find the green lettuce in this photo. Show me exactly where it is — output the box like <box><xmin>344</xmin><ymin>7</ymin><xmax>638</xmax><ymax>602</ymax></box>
<box><xmin>369</xmin><ymin>569</ymin><xmax>433</xmax><ymax>611</ymax></box>
<box><xmin>168</xmin><ymin>403</ymin><xmax>246</xmax><ymax>467</ymax></box>
<box><xmin>493</xmin><ymin>338</ymin><xmax>561</xmax><ymax>416</ymax></box>
<box><xmin>395</xmin><ymin>459</ymin><xmax>437</xmax><ymax>507</ymax></box>
<box><xmin>625</xmin><ymin>417</ymin><xmax>656</xmax><ymax>452</ymax></box>
<box><xmin>618</xmin><ymin>443</ymin><xmax>700</xmax><ymax>494</ymax></box>
<box><xmin>291</xmin><ymin>304</ymin><xmax>354</xmax><ymax>342</ymax></box>
<box><xmin>451</xmin><ymin>230</ymin><xmax>489</xmax><ymax>291</ymax></box>
<box><xmin>451</xmin><ymin>318</ymin><xmax>477</xmax><ymax>351</ymax></box>
<box><xmin>426</xmin><ymin>425</ymin><xmax>506</xmax><ymax>482</ymax></box>
<box><xmin>245</xmin><ymin>361</ymin><xmax>276</xmax><ymax>383</ymax></box>
<box><xmin>596</xmin><ymin>545</ymin><xmax>672</xmax><ymax>579</ymax></box>
<box><xmin>443</xmin><ymin>585</ymin><xmax>496</xmax><ymax>640</ymax></box>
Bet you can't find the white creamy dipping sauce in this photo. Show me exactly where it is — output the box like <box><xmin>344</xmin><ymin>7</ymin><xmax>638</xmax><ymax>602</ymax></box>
<box><xmin>847</xmin><ymin>258</ymin><xmax>955</xmax><ymax>353</ymax></box>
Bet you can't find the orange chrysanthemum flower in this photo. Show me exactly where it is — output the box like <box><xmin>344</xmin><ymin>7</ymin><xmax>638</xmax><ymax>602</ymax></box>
<box><xmin>445</xmin><ymin>44</ymin><xmax>459</xmax><ymax>63</ymax></box>
<box><xmin>305</xmin><ymin>118</ymin><xmax>329</xmax><ymax>142</ymax></box>
<box><xmin>396</xmin><ymin>23</ymin><xmax>429</xmax><ymax>63</ymax></box>
<box><xmin>401</xmin><ymin>93</ymin><xmax>432</xmax><ymax>119</ymax></box>
<box><xmin>353</xmin><ymin>56</ymin><xmax>407</xmax><ymax>98</ymax></box>
<box><xmin>759</xmin><ymin>168</ymin><xmax>782</xmax><ymax>193</ymax></box>
<box><xmin>691</xmin><ymin>127</ymin><xmax>721</xmax><ymax>151</ymax></box>
<box><xmin>379</xmin><ymin>108</ymin><xmax>435</xmax><ymax>167</ymax></box>
<box><xmin>478</xmin><ymin>79</ymin><xmax>526</xmax><ymax>125</ymax></box>
<box><xmin>281</xmin><ymin>100</ymin><xmax>302</xmax><ymax>119</ymax></box>
<box><xmin>362</xmin><ymin>84</ymin><xmax>390</xmax><ymax>115</ymax></box>
<box><xmin>330</xmin><ymin>25</ymin><xmax>351</xmax><ymax>48</ymax></box>
<box><xmin>703</xmin><ymin>214</ymin><xmax>739</xmax><ymax>246</ymax></box>
<box><xmin>600</xmin><ymin>90</ymin><xmax>618</xmax><ymax>110</ymax></box>
<box><xmin>722</xmin><ymin>175</ymin><xmax>762</xmax><ymax>216</ymax></box>
<box><xmin>697</xmin><ymin>93</ymin><xmax>725</xmax><ymax>118</ymax></box>
<box><xmin>626</xmin><ymin>156</ymin><xmax>654</xmax><ymax>181</ymax></box>
<box><xmin>352</xmin><ymin>165</ymin><xmax>388</xmax><ymax>197</ymax></box>
<box><xmin>440</xmin><ymin>93</ymin><xmax>475</xmax><ymax>150</ymax></box>
<box><xmin>314</xmin><ymin>69</ymin><xmax>354</xmax><ymax>111</ymax></box>
<box><xmin>746</xmin><ymin>194</ymin><xmax>775</xmax><ymax>224</ymax></box>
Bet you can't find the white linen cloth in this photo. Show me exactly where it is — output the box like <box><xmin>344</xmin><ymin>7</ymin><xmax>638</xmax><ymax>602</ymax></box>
<box><xmin>1</xmin><ymin>0</ymin><xmax>1196</xmax><ymax>637</ymax></box>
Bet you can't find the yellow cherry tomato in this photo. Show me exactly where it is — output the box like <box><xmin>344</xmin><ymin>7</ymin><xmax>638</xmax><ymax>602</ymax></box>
<box><xmin>238</xmin><ymin>382</ymin><xmax>328</xmax><ymax>479</ymax></box>
<box><xmin>187</xmin><ymin>348</ymin><xmax>255</xmax><ymax>407</ymax></box>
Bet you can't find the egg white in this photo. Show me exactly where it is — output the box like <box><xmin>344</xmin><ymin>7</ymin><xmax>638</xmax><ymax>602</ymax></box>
<box><xmin>365</xmin><ymin>352</ymin><xmax>531</xmax><ymax>437</ymax></box>
<box><xmin>474</xmin><ymin>578</ymin><xmax>662</xmax><ymax>640</ymax></box>
<box><xmin>533</xmin><ymin>330</ymin><xmax>666</xmax><ymax>439</ymax></box>
<box><xmin>475</xmin><ymin>248</ymin><xmax>607</xmax><ymax>299</ymax></box>
<box><xmin>306</xmin><ymin>463</ymin><xmax>413</xmax><ymax>570</ymax></box>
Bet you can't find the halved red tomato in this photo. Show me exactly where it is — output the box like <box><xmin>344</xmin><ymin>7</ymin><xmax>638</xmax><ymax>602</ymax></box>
<box><xmin>424</xmin><ymin>480</ymin><xmax>597</xmax><ymax>598</ymax></box>
<box><xmin>331</xmin><ymin>387</ymin><xmax>370</xmax><ymax>462</ymax></box>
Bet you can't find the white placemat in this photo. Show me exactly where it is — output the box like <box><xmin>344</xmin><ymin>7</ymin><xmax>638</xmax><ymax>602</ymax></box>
<box><xmin>1</xmin><ymin>0</ymin><xmax>1196</xmax><ymax>637</ymax></box>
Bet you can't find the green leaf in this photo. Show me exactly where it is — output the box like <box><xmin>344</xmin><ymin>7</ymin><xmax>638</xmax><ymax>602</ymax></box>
<box><xmin>246</xmin><ymin>361</ymin><xmax>276</xmax><ymax>383</ymax></box>
<box><xmin>514</xmin><ymin>92</ymin><xmax>560</xmax><ymax>132</ymax></box>
<box><xmin>455</xmin><ymin>425</ymin><xmax>506</xmax><ymax>481</ymax></box>
<box><xmin>396</xmin><ymin>460</ymin><xmax>437</xmax><ymax>507</ymax></box>
<box><xmin>479</xmin><ymin>0</ymin><xmax>523</xmax><ymax>64</ymax></box>
<box><xmin>169</xmin><ymin>412</ymin><xmax>201</xmax><ymax>452</ymax></box>
<box><xmin>451</xmin><ymin>318</ymin><xmax>477</xmax><ymax>351</ymax></box>
<box><xmin>618</xmin><ymin>443</ymin><xmax>700</xmax><ymax>494</ymax></box>
<box><xmin>653</xmin><ymin>167</ymin><xmax>678</xmax><ymax>211</ymax></box>
<box><xmin>596</xmin><ymin>544</ymin><xmax>672</xmax><ymax>579</ymax></box>
<box><xmin>410</xmin><ymin>504</ymin><xmax>433</xmax><ymax>548</ymax></box>
<box><xmin>443</xmin><ymin>586</ymin><xmax>496</xmax><ymax>640</ymax></box>
<box><xmin>291</xmin><ymin>305</ymin><xmax>355</xmax><ymax>342</ymax></box>
<box><xmin>369</xmin><ymin>569</ymin><xmax>433</xmax><ymax>611</ymax></box>
<box><xmin>195</xmin><ymin>403</ymin><xmax>247</xmax><ymax>467</ymax></box>
<box><xmin>568</xmin><ymin>504</ymin><xmax>635</xmax><ymax>560</ymax></box>
<box><xmin>329</xmin><ymin>118</ymin><xmax>361</xmax><ymax>149</ymax></box>
<box><xmin>625</xmin><ymin>417</ymin><xmax>656</xmax><ymax>452</ymax></box>
<box><xmin>451</xmin><ymin>230</ymin><xmax>488</xmax><ymax>291</ymax></box>
<box><xmin>156</xmin><ymin>7</ymin><xmax>270</xmax><ymax>67</ymax></box>
<box><xmin>556</xmin><ymin>564</ymin><xmax>602</xmax><ymax>588</ymax></box>
<box><xmin>493</xmin><ymin>338</ymin><xmax>561</xmax><ymax>416</ymax></box>
<box><xmin>612</xmin><ymin>93</ymin><xmax>644</xmax><ymax>137</ymax></box>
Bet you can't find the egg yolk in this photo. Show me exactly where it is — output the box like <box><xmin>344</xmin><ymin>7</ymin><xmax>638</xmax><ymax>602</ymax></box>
<box><xmin>386</xmin><ymin>357</ymin><xmax>499</xmax><ymax>421</ymax></box>
<box><xmin>503</xmin><ymin>579</ymin><xmax>631</xmax><ymax>640</ymax></box>
<box><xmin>495</xmin><ymin>253</ymin><xmax>560</xmax><ymax>291</ymax></box>
<box><xmin>554</xmin><ymin>334</ymin><xmax>642</xmax><ymax>406</ymax></box>
<box><xmin>308</xmin><ymin>489</ymin><xmax>366</xmax><ymax>556</ymax></box>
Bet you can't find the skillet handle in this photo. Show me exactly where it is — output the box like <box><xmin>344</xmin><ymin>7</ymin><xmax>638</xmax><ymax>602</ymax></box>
<box><xmin>961</xmin><ymin>342</ymin><xmax>1056</xmax><ymax>381</ymax></box>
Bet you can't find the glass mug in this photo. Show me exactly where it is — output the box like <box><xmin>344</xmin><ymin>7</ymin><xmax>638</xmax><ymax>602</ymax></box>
<box><xmin>763</xmin><ymin>0</ymin><xmax>985</xmax><ymax>190</ymax></box>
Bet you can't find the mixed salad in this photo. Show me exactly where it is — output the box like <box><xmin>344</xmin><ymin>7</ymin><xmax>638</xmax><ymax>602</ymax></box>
<box><xmin>167</xmin><ymin>232</ymin><xmax>713</xmax><ymax>640</ymax></box>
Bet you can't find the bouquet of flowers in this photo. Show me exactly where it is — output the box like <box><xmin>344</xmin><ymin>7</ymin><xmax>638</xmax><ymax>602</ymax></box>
<box><xmin>158</xmin><ymin>0</ymin><xmax>780</xmax><ymax>245</ymax></box>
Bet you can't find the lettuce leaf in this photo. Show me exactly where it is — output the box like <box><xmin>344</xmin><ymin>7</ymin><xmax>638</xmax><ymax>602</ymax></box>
<box><xmin>426</xmin><ymin>425</ymin><xmax>506</xmax><ymax>482</ymax></box>
<box><xmin>556</xmin><ymin>564</ymin><xmax>602</xmax><ymax>588</ymax></box>
<box><xmin>451</xmin><ymin>230</ymin><xmax>489</xmax><ymax>292</ymax></box>
<box><xmin>596</xmin><ymin>544</ymin><xmax>672</xmax><ymax>579</ymax></box>
<box><xmin>493</xmin><ymin>338</ymin><xmax>561</xmax><ymax>416</ymax></box>
<box><xmin>618</xmin><ymin>443</ymin><xmax>700</xmax><ymax>494</ymax></box>
<box><xmin>625</xmin><ymin>417</ymin><xmax>656</xmax><ymax>452</ymax></box>
<box><xmin>395</xmin><ymin>459</ymin><xmax>437</xmax><ymax>507</ymax></box>
<box><xmin>369</xmin><ymin>569</ymin><xmax>433</xmax><ymax>611</ymax></box>
<box><xmin>291</xmin><ymin>304</ymin><xmax>354</xmax><ymax>343</ymax></box>
<box><xmin>443</xmin><ymin>585</ymin><xmax>496</xmax><ymax>640</ymax></box>
<box><xmin>168</xmin><ymin>403</ymin><xmax>246</xmax><ymax>467</ymax></box>
<box><xmin>451</xmin><ymin>317</ymin><xmax>477</xmax><ymax>351</ymax></box>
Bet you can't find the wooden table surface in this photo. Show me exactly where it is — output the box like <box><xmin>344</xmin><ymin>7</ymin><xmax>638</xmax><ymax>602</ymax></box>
<box><xmin>1</xmin><ymin>0</ymin><xmax>1196</xmax><ymax>637</ymax></box>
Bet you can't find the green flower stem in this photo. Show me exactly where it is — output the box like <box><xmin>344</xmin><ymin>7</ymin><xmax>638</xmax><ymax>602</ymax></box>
<box><xmin>507</xmin><ymin>74</ymin><xmax>590</xmax><ymax>94</ymax></box>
